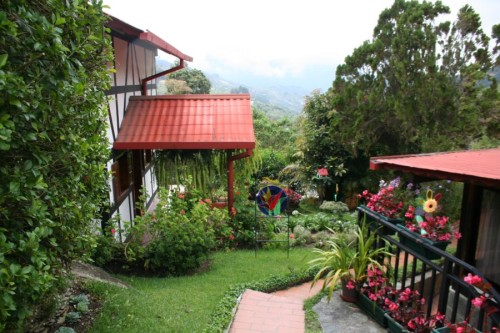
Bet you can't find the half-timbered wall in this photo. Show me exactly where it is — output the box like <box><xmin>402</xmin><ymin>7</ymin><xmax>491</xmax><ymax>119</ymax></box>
<box><xmin>105</xmin><ymin>32</ymin><xmax>159</xmax><ymax>232</ymax></box>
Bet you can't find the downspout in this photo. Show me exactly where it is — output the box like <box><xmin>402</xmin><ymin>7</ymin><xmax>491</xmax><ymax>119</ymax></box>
<box><xmin>228</xmin><ymin>149</ymin><xmax>253</xmax><ymax>216</ymax></box>
<box><xmin>141</xmin><ymin>59</ymin><xmax>185</xmax><ymax>96</ymax></box>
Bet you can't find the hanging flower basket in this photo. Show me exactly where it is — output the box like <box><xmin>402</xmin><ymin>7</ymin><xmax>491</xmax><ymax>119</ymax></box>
<box><xmin>396</xmin><ymin>224</ymin><xmax>450</xmax><ymax>260</ymax></box>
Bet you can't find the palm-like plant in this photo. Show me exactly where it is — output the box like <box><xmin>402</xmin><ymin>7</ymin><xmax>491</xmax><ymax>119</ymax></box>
<box><xmin>309</xmin><ymin>220</ymin><xmax>391</xmax><ymax>301</ymax></box>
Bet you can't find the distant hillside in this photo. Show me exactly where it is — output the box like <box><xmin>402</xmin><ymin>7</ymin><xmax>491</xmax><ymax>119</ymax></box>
<box><xmin>156</xmin><ymin>59</ymin><xmax>306</xmax><ymax>118</ymax></box>
<box><xmin>207</xmin><ymin>73</ymin><xmax>306</xmax><ymax>118</ymax></box>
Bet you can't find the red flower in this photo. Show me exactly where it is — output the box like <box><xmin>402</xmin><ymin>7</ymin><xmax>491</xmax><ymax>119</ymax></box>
<box><xmin>110</xmin><ymin>228</ymin><xmax>116</xmax><ymax>235</ymax></box>
<box><xmin>464</xmin><ymin>273</ymin><xmax>482</xmax><ymax>286</ymax></box>
<box><xmin>472</xmin><ymin>296</ymin><xmax>486</xmax><ymax>308</ymax></box>
<box><xmin>346</xmin><ymin>280</ymin><xmax>355</xmax><ymax>290</ymax></box>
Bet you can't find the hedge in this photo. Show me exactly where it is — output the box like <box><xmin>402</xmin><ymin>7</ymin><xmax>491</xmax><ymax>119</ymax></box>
<box><xmin>0</xmin><ymin>1</ymin><xmax>112</xmax><ymax>330</ymax></box>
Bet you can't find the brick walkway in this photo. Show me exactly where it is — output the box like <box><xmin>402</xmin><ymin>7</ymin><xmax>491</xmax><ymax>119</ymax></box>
<box><xmin>228</xmin><ymin>281</ymin><xmax>324</xmax><ymax>333</ymax></box>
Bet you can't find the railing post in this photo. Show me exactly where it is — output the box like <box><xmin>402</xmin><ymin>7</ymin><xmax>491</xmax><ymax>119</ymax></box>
<box><xmin>438</xmin><ymin>258</ymin><xmax>452</xmax><ymax>316</ymax></box>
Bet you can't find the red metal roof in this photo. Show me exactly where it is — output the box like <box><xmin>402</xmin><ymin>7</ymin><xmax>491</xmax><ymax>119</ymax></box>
<box><xmin>370</xmin><ymin>148</ymin><xmax>500</xmax><ymax>188</ymax></box>
<box><xmin>106</xmin><ymin>15</ymin><xmax>192</xmax><ymax>62</ymax></box>
<box><xmin>113</xmin><ymin>94</ymin><xmax>255</xmax><ymax>150</ymax></box>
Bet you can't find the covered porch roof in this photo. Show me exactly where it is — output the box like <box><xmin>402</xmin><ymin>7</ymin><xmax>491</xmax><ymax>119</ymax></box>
<box><xmin>369</xmin><ymin>148</ymin><xmax>500</xmax><ymax>189</ymax></box>
<box><xmin>113</xmin><ymin>94</ymin><xmax>255</xmax><ymax>150</ymax></box>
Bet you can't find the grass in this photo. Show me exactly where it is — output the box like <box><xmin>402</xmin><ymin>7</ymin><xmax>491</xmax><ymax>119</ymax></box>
<box><xmin>304</xmin><ymin>289</ymin><xmax>326</xmax><ymax>333</ymax></box>
<box><xmin>86</xmin><ymin>247</ymin><xmax>316</xmax><ymax>333</ymax></box>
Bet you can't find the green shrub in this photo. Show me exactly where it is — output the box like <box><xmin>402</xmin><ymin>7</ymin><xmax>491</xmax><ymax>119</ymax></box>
<box><xmin>233</xmin><ymin>200</ymin><xmax>274</xmax><ymax>248</ymax></box>
<box><xmin>310</xmin><ymin>213</ymin><xmax>335</xmax><ymax>232</ymax></box>
<box><xmin>122</xmin><ymin>186</ymin><xmax>215</xmax><ymax>276</ymax></box>
<box><xmin>291</xmin><ymin>226</ymin><xmax>314</xmax><ymax>247</ymax></box>
<box><xmin>0</xmin><ymin>1</ymin><xmax>112</xmax><ymax>329</ymax></box>
<box><xmin>55</xmin><ymin>328</ymin><xmax>75</xmax><ymax>333</ymax></box>
<box><xmin>319</xmin><ymin>201</ymin><xmax>349</xmax><ymax>215</ymax></box>
<box><xmin>91</xmin><ymin>233</ymin><xmax>126</xmax><ymax>268</ymax></box>
<box><xmin>64</xmin><ymin>312</ymin><xmax>81</xmax><ymax>325</ymax></box>
<box><xmin>262</xmin><ymin>233</ymin><xmax>294</xmax><ymax>249</ymax></box>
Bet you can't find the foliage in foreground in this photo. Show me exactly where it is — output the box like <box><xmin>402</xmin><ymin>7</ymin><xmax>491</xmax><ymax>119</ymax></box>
<box><xmin>0</xmin><ymin>1</ymin><xmax>112</xmax><ymax>330</ymax></box>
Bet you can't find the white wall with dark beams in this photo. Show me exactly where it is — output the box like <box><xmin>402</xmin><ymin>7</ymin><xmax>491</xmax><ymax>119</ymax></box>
<box><xmin>104</xmin><ymin>31</ymin><xmax>159</xmax><ymax>236</ymax></box>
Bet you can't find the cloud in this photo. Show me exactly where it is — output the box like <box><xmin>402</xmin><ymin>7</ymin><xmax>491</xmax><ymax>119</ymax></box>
<box><xmin>105</xmin><ymin>0</ymin><xmax>500</xmax><ymax>90</ymax></box>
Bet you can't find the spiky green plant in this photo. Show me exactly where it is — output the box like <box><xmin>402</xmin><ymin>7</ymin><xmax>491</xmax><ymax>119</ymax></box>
<box><xmin>309</xmin><ymin>220</ymin><xmax>392</xmax><ymax>300</ymax></box>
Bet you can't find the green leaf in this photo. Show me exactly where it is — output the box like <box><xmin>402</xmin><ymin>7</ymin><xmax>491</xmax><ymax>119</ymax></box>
<box><xmin>9</xmin><ymin>182</ymin><xmax>19</xmax><ymax>195</ymax></box>
<box><xmin>23</xmin><ymin>160</ymin><xmax>33</xmax><ymax>171</ymax></box>
<box><xmin>0</xmin><ymin>54</ymin><xmax>7</xmax><ymax>68</ymax></box>
<box><xmin>55</xmin><ymin>17</ymin><xmax>66</xmax><ymax>26</ymax></box>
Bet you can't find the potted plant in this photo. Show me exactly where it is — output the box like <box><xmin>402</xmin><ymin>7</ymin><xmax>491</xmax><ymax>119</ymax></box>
<box><xmin>434</xmin><ymin>274</ymin><xmax>500</xmax><ymax>333</ymax></box>
<box><xmin>399</xmin><ymin>189</ymin><xmax>461</xmax><ymax>259</ymax></box>
<box><xmin>309</xmin><ymin>220</ymin><xmax>391</xmax><ymax>302</ymax></box>
<box><xmin>358</xmin><ymin>177</ymin><xmax>416</xmax><ymax>234</ymax></box>
<box><xmin>358</xmin><ymin>266</ymin><xmax>395</xmax><ymax>327</ymax></box>
<box><xmin>384</xmin><ymin>287</ymin><xmax>445</xmax><ymax>333</ymax></box>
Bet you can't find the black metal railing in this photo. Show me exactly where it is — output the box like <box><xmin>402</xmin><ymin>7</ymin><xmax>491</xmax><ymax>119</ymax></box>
<box><xmin>357</xmin><ymin>205</ymin><xmax>500</xmax><ymax>331</ymax></box>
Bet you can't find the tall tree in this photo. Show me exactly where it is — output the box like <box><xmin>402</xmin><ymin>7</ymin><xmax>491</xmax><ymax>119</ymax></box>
<box><xmin>332</xmin><ymin>0</ymin><xmax>497</xmax><ymax>155</ymax></box>
<box><xmin>168</xmin><ymin>64</ymin><xmax>211</xmax><ymax>94</ymax></box>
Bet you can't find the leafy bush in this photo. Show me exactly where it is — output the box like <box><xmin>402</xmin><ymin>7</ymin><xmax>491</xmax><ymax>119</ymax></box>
<box><xmin>262</xmin><ymin>233</ymin><xmax>294</xmax><ymax>249</ymax></box>
<box><xmin>55</xmin><ymin>328</ymin><xmax>75</xmax><ymax>333</ymax></box>
<box><xmin>319</xmin><ymin>201</ymin><xmax>349</xmax><ymax>215</ymax></box>
<box><xmin>123</xmin><ymin>187</ymin><xmax>216</xmax><ymax>276</ymax></box>
<box><xmin>64</xmin><ymin>312</ymin><xmax>81</xmax><ymax>325</ymax></box>
<box><xmin>0</xmin><ymin>1</ymin><xmax>112</xmax><ymax>329</ymax></box>
<box><xmin>91</xmin><ymin>232</ymin><xmax>126</xmax><ymax>268</ymax></box>
<box><xmin>292</xmin><ymin>226</ymin><xmax>314</xmax><ymax>247</ymax></box>
<box><xmin>233</xmin><ymin>200</ymin><xmax>271</xmax><ymax>248</ymax></box>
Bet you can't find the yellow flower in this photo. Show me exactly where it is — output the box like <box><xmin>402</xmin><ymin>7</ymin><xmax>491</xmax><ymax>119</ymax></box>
<box><xmin>423</xmin><ymin>198</ymin><xmax>438</xmax><ymax>213</ymax></box>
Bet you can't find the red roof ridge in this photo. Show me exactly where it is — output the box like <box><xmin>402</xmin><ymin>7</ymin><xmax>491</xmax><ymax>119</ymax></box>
<box><xmin>129</xmin><ymin>94</ymin><xmax>251</xmax><ymax>101</ymax></box>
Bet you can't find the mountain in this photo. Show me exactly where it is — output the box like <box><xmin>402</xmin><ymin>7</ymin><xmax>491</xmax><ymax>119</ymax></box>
<box><xmin>207</xmin><ymin>73</ymin><xmax>307</xmax><ymax>118</ymax></box>
<box><xmin>156</xmin><ymin>59</ymin><xmax>307</xmax><ymax>119</ymax></box>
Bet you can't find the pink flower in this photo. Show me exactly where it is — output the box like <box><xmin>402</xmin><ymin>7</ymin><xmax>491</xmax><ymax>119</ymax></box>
<box><xmin>471</xmin><ymin>296</ymin><xmax>485</xmax><ymax>308</ymax></box>
<box><xmin>346</xmin><ymin>280</ymin><xmax>355</xmax><ymax>290</ymax></box>
<box><xmin>454</xmin><ymin>231</ymin><xmax>462</xmax><ymax>240</ymax></box>
<box><xmin>464</xmin><ymin>273</ymin><xmax>482</xmax><ymax>286</ymax></box>
<box><xmin>289</xmin><ymin>233</ymin><xmax>295</xmax><ymax>239</ymax></box>
<box><xmin>110</xmin><ymin>228</ymin><xmax>116</xmax><ymax>235</ymax></box>
<box><xmin>435</xmin><ymin>312</ymin><xmax>445</xmax><ymax>321</ymax></box>
<box><xmin>389</xmin><ymin>302</ymin><xmax>399</xmax><ymax>311</ymax></box>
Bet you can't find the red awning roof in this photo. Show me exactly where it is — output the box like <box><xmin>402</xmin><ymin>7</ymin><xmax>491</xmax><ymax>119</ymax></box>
<box><xmin>370</xmin><ymin>148</ymin><xmax>500</xmax><ymax>188</ymax></box>
<box><xmin>113</xmin><ymin>94</ymin><xmax>255</xmax><ymax>150</ymax></box>
<box><xmin>105</xmin><ymin>15</ymin><xmax>192</xmax><ymax>62</ymax></box>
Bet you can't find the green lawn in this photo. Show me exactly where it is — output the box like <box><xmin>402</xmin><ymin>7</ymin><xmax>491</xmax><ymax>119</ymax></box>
<box><xmin>87</xmin><ymin>248</ymin><xmax>316</xmax><ymax>333</ymax></box>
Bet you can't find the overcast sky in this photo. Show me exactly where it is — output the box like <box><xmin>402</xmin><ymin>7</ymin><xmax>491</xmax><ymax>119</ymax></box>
<box><xmin>103</xmin><ymin>0</ymin><xmax>499</xmax><ymax>92</ymax></box>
